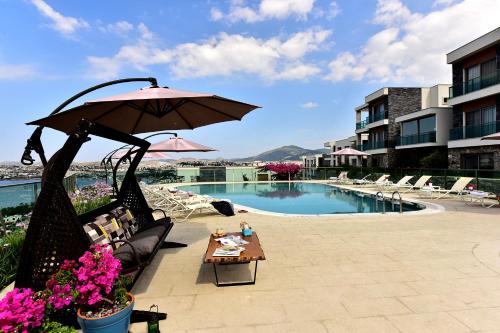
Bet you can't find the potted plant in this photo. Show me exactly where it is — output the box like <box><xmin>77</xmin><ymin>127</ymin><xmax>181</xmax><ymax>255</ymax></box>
<box><xmin>0</xmin><ymin>245</ymin><xmax>133</xmax><ymax>333</ymax></box>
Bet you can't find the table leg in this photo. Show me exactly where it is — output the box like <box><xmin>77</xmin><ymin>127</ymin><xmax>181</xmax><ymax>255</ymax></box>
<box><xmin>212</xmin><ymin>261</ymin><xmax>259</xmax><ymax>287</ymax></box>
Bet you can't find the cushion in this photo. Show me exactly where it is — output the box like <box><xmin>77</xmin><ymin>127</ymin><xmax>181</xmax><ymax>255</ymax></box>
<box><xmin>83</xmin><ymin>213</ymin><xmax>126</xmax><ymax>250</ymax></box>
<box><xmin>133</xmin><ymin>225</ymin><xmax>167</xmax><ymax>240</ymax></box>
<box><xmin>110</xmin><ymin>206</ymin><xmax>138</xmax><ymax>239</ymax></box>
<box><xmin>113</xmin><ymin>234</ymin><xmax>160</xmax><ymax>265</ymax></box>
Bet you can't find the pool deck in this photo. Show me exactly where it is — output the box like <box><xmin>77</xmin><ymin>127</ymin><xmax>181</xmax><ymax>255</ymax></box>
<box><xmin>130</xmin><ymin>183</ymin><xmax>500</xmax><ymax>332</ymax></box>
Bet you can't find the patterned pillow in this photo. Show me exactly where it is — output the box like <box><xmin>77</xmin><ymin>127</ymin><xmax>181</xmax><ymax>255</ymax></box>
<box><xmin>83</xmin><ymin>213</ymin><xmax>126</xmax><ymax>250</ymax></box>
<box><xmin>110</xmin><ymin>206</ymin><xmax>138</xmax><ymax>239</ymax></box>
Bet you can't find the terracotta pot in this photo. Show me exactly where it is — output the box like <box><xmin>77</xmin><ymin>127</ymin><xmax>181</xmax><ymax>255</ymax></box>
<box><xmin>77</xmin><ymin>293</ymin><xmax>135</xmax><ymax>333</ymax></box>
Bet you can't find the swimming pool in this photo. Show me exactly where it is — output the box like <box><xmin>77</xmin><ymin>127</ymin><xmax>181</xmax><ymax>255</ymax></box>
<box><xmin>178</xmin><ymin>182</ymin><xmax>425</xmax><ymax>215</ymax></box>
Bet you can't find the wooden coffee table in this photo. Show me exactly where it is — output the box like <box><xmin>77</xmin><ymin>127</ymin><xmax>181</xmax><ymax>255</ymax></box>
<box><xmin>204</xmin><ymin>232</ymin><xmax>265</xmax><ymax>287</ymax></box>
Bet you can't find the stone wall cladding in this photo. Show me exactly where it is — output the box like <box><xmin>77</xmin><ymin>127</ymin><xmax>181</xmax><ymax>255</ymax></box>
<box><xmin>386</xmin><ymin>88</ymin><xmax>422</xmax><ymax>167</ymax></box>
<box><xmin>448</xmin><ymin>146</ymin><xmax>500</xmax><ymax>169</ymax></box>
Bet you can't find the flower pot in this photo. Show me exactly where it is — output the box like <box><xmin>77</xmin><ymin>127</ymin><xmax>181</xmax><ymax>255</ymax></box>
<box><xmin>77</xmin><ymin>293</ymin><xmax>135</xmax><ymax>333</ymax></box>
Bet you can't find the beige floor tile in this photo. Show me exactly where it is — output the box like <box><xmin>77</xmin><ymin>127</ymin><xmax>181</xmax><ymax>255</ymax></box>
<box><xmin>398</xmin><ymin>294</ymin><xmax>469</xmax><ymax>313</ymax></box>
<box><xmin>449</xmin><ymin>307</ymin><xmax>500</xmax><ymax>331</ymax></box>
<box><xmin>255</xmin><ymin>320</ymin><xmax>328</xmax><ymax>333</ymax></box>
<box><xmin>388</xmin><ymin>312</ymin><xmax>471</xmax><ymax>333</ymax></box>
<box><xmin>324</xmin><ymin>316</ymin><xmax>400</xmax><ymax>333</ymax></box>
<box><xmin>342</xmin><ymin>297</ymin><xmax>411</xmax><ymax>317</ymax></box>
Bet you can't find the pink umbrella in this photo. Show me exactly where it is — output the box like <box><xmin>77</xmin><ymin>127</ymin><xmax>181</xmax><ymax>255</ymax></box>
<box><xmin>112</xmin><ymin>150</ymin><xmax>170</xmax><ymax>159</ymax></box>
<box><xmin>481</xmin><ymin>132</ymin><xmax>500</xmax><ymax>140</ymax></box>
<box><xmin>331</xmin><ymin>147</ymin><xmax>369</xmax><ymax>156</ymax></box>
<box><xmin>29</xmin><ymin>86</ymin><xmax>260</xmax><ymax>134</ymax></box>
<box><xmin>148</xmin><ymin>137</ymin><xmax>216</xmax><ymax>152</ymax></box>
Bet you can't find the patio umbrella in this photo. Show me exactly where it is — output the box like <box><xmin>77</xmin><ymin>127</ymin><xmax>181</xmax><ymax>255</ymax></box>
<box><xmin>112</xmin><ymin>150</ymin><xmax>171</xmax><ymax>159</ymax></box>
<box><xmin>331</xmin><ymin>147</ymin><xmax>370</xmax><ymax>175</ymax></box>
<box><xmin>481</xmin><ymin>132</ymin><xmax>500</xmax><ymax>140</ymax></box>
<box><xmin>28</xmin><ymin>86</ymin><xmax>260</xmax><ymax>134</ymax></box>
<box><xmin>148</xmin><ymin>137</ymin><xmax>216</xmax><ymax>152</ymax></box>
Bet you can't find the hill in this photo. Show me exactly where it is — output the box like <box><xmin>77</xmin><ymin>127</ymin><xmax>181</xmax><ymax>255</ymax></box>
<box><xmin>234</xmin><ymin>145</ymin><xmax>328</xmax><ymax>162</ymax></box>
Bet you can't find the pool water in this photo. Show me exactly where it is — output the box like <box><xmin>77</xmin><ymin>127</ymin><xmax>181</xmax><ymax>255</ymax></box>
<box><xmin>179</xmin><ymin>182</ymin><xmax>424</xmax><ymax>215</ymax></box>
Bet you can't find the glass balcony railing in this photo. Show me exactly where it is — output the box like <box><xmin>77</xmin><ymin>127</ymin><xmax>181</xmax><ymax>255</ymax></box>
<box><xmin>449</xmin><ymin>70</ymin><xmax>500</xmax><ymax>98</ymax></box>
<box><xmin>368</xmin><ymin>110</ymin><xmax>386</xmax><ymax>123</ymax></box>
<box><xmin>449</xmin><ymin>121</ymin><xmax>500</xmax><ymax>140</ymax></box>
<box><xmin>357</xmin><ymin>140</ymin><xmax>390</xmax><ymax>151</ymax></box>
<box><xmin>356</xmin><ymin>110</ymin><xmax>387</xmax><ymax>130</ymax></box>
<box><xmin>356</xmin><ymin>119</ymin><xmax>368</xmax><ymax>130</ymax></box>
<box><xmin>398</xmin><ymin>131</ymin><xmax>437</xmax><ymax>146</ymax></box>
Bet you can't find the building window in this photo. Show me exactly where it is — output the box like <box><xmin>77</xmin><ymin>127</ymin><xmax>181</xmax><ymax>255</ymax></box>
<box><xmin>461</xmin><ymin>153</ymin><xmax>494</xmax><ymax>169</ymax></box>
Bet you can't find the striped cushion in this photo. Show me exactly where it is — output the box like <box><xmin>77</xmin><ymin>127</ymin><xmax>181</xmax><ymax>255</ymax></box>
<box><xmin>84</xmin><ymin>213</ymin><xmax>126</xmax><ymax>250</ymax></box>
<box><xmin>110</xmin><ymin>206</ymin><xmax>138</xmax><ymax>239</ymax></box>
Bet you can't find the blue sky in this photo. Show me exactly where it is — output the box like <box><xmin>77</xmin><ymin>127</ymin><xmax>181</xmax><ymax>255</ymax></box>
<box><xmin>0</xmin><ymin>0</ymin><xmax>499</xmax><ymax>162</ymax></box>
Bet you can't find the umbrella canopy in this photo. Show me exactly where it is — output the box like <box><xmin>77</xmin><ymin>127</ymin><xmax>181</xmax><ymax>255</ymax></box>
<box><xmin>148</xmin><ymin>137</ymin><xmax>216</xmax><ymax>152</ymax></box>
<box><xmin>28</xmin><ymin>86</ymin><xmax>260</xmax><ymax>134</ymax></box>
<box><xmin>331</xmin><ymin>147</ymin><xmax>369</xmax><ymax>156</ymax></box>
<box><xmin>481</xmin><ymin>132</ymin><xmax>500</xmax><ymax>140</ymax></box>
<box><xmin>112</xmin><ymin>150</ymin><xmax>170</xmax><ymax>159</ymax></box>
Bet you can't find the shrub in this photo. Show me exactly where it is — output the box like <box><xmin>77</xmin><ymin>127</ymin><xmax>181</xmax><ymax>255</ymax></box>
<box><xmin>261</xmin><ymin>163</ymin><xmax>302</xmax><ymax>180</ymax></box>
<box><xmin>70</xmin><ymin>182</ymin><xmax>113</xmax><ymax>215</ymax></box>
<box><xmin>0</xmin><ymin>230</ymin><xmax>25</xmax><ymax>290</ymax></box>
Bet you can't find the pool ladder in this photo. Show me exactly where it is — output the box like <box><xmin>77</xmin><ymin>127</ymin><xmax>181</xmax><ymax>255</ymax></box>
<box><xmin>375</xmin><ymin>191</ymin><xmax>403</xmax><ymax>214</ymax></box>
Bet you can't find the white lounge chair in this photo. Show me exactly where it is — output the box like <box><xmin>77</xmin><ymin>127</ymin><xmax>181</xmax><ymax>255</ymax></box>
<box><xmin>464</xmin><ymin>190</ymin><xmax>500</xmax><ymax>208</ymax></box>
<box><xmin>353</xmin><ymin>174</ymin><xmax>371</xmax><ymax>185</ymax></box>
<box><xmin>398</xmin><ymin>175</ymin><xmax>432</xmax><ymax>192</ymax></box>
<box><xmin>169</xmin><ymin>195</ymin><xmax>220</xmax><ymax>221</ymax></box>
<box><xmin>381</xmin><ymin>175</ymin><xmax>414</xmax><ymax>191</ymax></box>
<box><xmin>420</xmin><ymin>177</ymin><xmax>474</xmax><ymax>199</ymax></box>
<box><xmin>359</xmin><ymin>174</ymin><xmax>390</xmax><ymax>187</ymax></box>
<box><xmin>328</xmin><ymin>171</ymin><xmax>349</xmax><ymax>183</ymax></box>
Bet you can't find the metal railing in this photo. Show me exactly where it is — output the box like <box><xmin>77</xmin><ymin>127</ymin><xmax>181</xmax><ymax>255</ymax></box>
<box><xmin>449</xmin><ymin>121</ymin><xmax>500</xmax><ymax>140</ymax></box>
<box><xmin>398</xmin><ymin>131</ymin><xmax>436</xmax><ymax>146</ymax></box>
<box><xmin>358</xmin><ymin>140</ymin><xmax>390</xmax><ymax>151</ymax></box>
<box><xmin>356</xmin><ymin>119</ymin><xmax>368</xmax><ymax>130</ymax></box>
<box><xmin>368</xmin><ymin>110</ymin><xmax>386</xmax><ymax>123</ymax></box>
<box><xmin>449</xmin><ymin>70</ymin><xmax>500</xmax><ymax>98</ymax></box>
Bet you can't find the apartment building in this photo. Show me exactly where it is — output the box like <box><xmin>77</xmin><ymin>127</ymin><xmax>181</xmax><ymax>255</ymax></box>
<box><xmin>394</xmin><ymin>85</ymin><xmax>452</xmax><ymax>167</ymax></box>
<box><xmin>324</xmin><ymin>135</ymin><xmax>359</xmax><ymax>166</ymax></box>
<box><xmin>446</xmin><ymin>27</ymin><xmax>500</xmax><ymax>169</ymax></box>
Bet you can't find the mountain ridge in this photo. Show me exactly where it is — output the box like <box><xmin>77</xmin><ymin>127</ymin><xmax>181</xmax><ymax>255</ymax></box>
<box><xmin>233</xmin><ymin>145</ymin><xmax>328</xmax><ymax>162</ymax></box>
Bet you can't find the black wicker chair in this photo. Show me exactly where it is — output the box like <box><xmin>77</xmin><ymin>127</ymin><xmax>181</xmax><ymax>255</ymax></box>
<box><xmin>15</xmin><ymin>120</ymin><xmax>185</xmax><ymax>324</ymax></box>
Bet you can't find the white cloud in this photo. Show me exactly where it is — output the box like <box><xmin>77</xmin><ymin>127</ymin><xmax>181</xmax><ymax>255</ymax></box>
<box><xmin>30</xmin><ymin>0</ymin><xmax>89</xmax><ymax>37</ymax></box>
<box><xmin>328</xmin><ymin>1</ymin><xmax>341</xmax><ymax>19</ymax></box>
<box><xmin>433</xmin><ymin>0</ymin><xmax>459</xmax><ymax>7</ymax></box>
<box><xmin>0</xmin><ymin>64</ymin><xmax>36</xmax><ymax>80</ymax></box>
<box><xmin>87</xmin><ymin>26</ymin><xmax>331</xmax><ymax>81</ymax></box>
<box><xmin>301</xmin><ymin>101</ymin><xmax>319</xmax><ymax>109</ymax></box>
<box><xmin>211</xmin><ymin>0</ymin><xmax>316</xmax><ymax>23</ymax></box>
<box><xmin>101</xmin><ymin>21</ymin><xmax>134</xmax><ymax>36</ymax></box>
<box><xmin>326</xmin><ymin>0</ymin><xmax>500</xmax><ymax>84</ymax></box>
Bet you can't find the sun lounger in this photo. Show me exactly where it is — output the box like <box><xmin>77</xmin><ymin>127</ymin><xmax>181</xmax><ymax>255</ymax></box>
<box><xmin>419</xmin><ymin>177</ymin><xmax>474</xmax><ymax>199</ymax></box>
<box><xmin>464</xmin><ymin>190</ymin><xmax>500</xmax><ymax>208</ymax></box>
<box><xmin>380</xmin><ymin>175</ymin><xmax>414</xmax><ymax>191</ymax></box>
<box><xmin>358</xmin><ymin>174</ymin><xmax>390</xmax><ymax>187</ymax></box>
<box><xmin>398</xmin><ymin>175</ymin><xmax>432</xmax><ymax>192</ymax></box>
<box><xmin>328</xmin><ymin>171</ymin><xmax>349</xmax><ymax>183</ymax></box>
<box><xmin>353</xmin><ymin>174</ymin><xmax>371</xmax><ymax>185</ymax></box>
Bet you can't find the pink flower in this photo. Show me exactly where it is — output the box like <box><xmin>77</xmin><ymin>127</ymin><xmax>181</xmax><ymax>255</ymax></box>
<box><xmin>0</xmin><ymin>288</ymin><xmax>45</xmax><ymax>332</ymax></box>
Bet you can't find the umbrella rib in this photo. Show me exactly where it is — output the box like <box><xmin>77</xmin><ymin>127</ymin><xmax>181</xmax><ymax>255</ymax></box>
<box><xmin>92</xmin><ymin>101</ymin><xmax>128</xmax><ymax>122</ymax></box>
<box><xmin>131</xmin><ymin>100</ymin><xmax>149</xmax><ymax>134</ymax></box>
<box><xmin>185</xmin><ymin>99</ymin><xmax>241</xmax><ymax>121</ymax></box>
<box><xmin>160</xmin><ymin>99</ymin><xmax>188</xmax><ymax>116</ymax></box>
<box><xmin>165</xmin><ymin>100</ymin><xmax>193</xmax><ymax>129</ymax></box>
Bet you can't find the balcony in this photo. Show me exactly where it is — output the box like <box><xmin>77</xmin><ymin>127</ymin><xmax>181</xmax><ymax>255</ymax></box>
<box><xmin>449</xmin><ymin>121</ymin><xmax>500</xmax><ymax>140</ymax></box>
<box><xmin>398</xmin><ymin>131</ymin><xmax>436</xmax><ymax>146</ymax></box>
<box><xmin>357</xmin><ymin>140</ymin><xmax>391</xmax><ymax>151</ymax></box>
<box><xmin>356</xmin><ymin>110</ymin><xmax>387</xmax><ymax>131</ymax></box>
<box><xmin>368</xmin><ymin>110</ymin><xmax>386</xmax><ymax>123</ymax></box>
<box><xmin>356</xmin><ymin>119</ymin><xmax>368</xmax><ymax>130</ymax></box>
<box><xmin>449</xmin><ymin>70</ymin><xmax>500</xmax><ymax>98</ymax></box>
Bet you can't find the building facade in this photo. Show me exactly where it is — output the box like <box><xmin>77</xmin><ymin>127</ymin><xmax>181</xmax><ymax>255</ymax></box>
<box><xmin>324</xmin><ymin>136</ymin><xmax>358</xmax><ymax>166</ymax></box>
<box><xmin>446</xmin><ymin>27</ymin><xmax>500</xmax><ymax>169</ymax></box>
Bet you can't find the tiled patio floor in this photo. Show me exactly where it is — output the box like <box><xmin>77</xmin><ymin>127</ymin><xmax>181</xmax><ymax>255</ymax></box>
<box><xmin>130</xmin><ymin>196</ymin><xmax>500</xmax><ymax>333</ymax></box>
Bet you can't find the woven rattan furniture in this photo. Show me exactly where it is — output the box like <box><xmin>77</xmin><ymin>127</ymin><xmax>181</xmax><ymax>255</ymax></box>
<box><xmin>204</xmin><ymin>232</ymin><xmax>265</xmax><ymax>287</ymax></box>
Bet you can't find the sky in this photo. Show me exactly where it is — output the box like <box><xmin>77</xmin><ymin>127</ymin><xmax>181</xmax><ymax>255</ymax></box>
<box><xmin>0</xmin><ymin>0</ymin><xmax>500</xmax><ymax>162</ymax></box>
